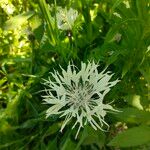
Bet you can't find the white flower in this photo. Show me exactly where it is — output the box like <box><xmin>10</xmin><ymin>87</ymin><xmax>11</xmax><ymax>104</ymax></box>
<box><xmin>42</xmin><ymin>61</ymin><xmax>119</xmax><ymax>138</ymax></box>
<box><xmin>56</xmin><ymin>7</ymin><xmax>78</xmax><ymax>30</ymax></box>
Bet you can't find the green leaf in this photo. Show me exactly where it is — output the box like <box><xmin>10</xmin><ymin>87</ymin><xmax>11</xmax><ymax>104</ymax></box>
<box><xmin>115</xmin><ymin>108</ymin><xmax>150</xmax><ymax>125</ymax></box>
<box><xmin>61</xmin><ymin>138</ymin><xmax>76</xmax><ymax>150</ymax></box>
<box><xmin>0</xmin><ymin>77</ymin><xmax>7</xmax><ymax>87</ymax></box>
<box><xmin>82</xmin><ymin>126</ymin><xmax>106</xmax><ymax>149</ymax></box>
<box><xmin>111</xmin><ymin>0</ymin><xmax>124</xmax><ymax>13</ymax></box>
<box><xmin>75</xmin><ymin>126</ymin><xmax>106</xmax><ymax>149</ymax></box>
<box><xmin>125</xmin><ymin>95</ymin><xmax>143</xmax><ymax>110</ymax></box>
<box><xmin>121</xmin><ymin>60</ymin><xmax>132</xmax><ymax>77</ymax></box>
<box><xmin>108</xmin><ymin>125</ymin><xmax>150</xmax><ymax>147</ymax></box>
<box><xmin>47</xmin><ymin>137</ymin><xmax>58</xmax><ymax>150</ymax></box>
<box><xmin>30</xmin><ymin>15</ymin><xmax>44</xmax><ymax>42</ymax></box>
<box><xmin>45</xmin><ymin>123</ymin><xmax>60</xmax><ymax>136</ymax></box>
<box><xmin>106</xmin><ymin>49</ymin><xmax>123</xmax><ymax>65</ymax></box>
<box><xmin>38</xmin><ymin>0</ymin><xmax>56</xmax><ymax>46</ymax></box>
<box><xmin>18</xmin><ymin>118</ymin><xmax>41</xmax><ymax>129</ymax></box>
<box><xmin>4</xmin><ymin>11</ymin><xmax>35</xmax><ymax>30</ymax></box>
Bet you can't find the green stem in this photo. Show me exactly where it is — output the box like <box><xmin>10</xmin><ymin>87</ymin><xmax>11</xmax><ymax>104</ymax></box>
<box><xmin>38</xmin><ymin>0</ymin><xmax>56</xmax><ymax>46</ymax></box>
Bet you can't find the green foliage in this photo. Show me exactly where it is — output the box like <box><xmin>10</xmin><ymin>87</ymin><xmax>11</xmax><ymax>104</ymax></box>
<box><xmin>108</xmin><ymin>125</ymin><xmax>150</xmax><ymax>147</ymax></box>
<box><xmin>0</xmin><ymin>0</ymin><xmax>150</xmax><ymax>149</ymax></box>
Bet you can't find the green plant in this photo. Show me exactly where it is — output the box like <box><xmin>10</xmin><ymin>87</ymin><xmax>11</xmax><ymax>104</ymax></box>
<box><xmin>0</xmin><ymin>0</ymin><xmax>150</xmax><ymax>149</ymax></box>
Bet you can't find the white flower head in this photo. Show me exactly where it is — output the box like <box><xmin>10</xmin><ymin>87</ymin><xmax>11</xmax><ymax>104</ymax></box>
<box><xmin>42</xmin><ymin>61</ymin><xmax>119</xmax><ymax>138</ymax></box>
<box><xmin>56</xmin><ymin>7</ymin><xmax>78</xmax><ymax>30</ymax></box>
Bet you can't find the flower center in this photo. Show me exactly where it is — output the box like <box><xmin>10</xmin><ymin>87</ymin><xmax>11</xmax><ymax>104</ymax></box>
<box><xmin>66</xmin><ymin>81</ymin><xmax>94</xmax><ymax>109</ymax></box>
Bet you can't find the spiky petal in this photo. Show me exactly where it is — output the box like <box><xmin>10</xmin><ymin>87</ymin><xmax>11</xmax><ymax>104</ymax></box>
<box><xmin>42</xmin><ymin>61</ymin><xmax>119</xmax><ymax>138</ymax></box>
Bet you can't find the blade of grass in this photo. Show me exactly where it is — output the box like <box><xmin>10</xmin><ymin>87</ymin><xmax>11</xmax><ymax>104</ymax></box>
<box><xmin>38</xmin><ymin>0</ymin><xmax>56</xmax><ymax>46</ymax></box>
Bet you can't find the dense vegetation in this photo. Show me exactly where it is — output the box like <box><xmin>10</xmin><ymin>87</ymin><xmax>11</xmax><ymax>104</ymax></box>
<box><xmin>0</xmin><ymin>0</ymin><xmax>150</xmax><ymax>149</ymax></box>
